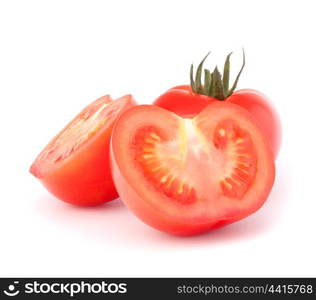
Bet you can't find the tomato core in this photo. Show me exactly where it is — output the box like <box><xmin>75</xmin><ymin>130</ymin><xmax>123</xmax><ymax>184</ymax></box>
<box><xmin>132</xmin><ymin>116</ymin><xmax>257</xmax><ymax>205</ymax></box>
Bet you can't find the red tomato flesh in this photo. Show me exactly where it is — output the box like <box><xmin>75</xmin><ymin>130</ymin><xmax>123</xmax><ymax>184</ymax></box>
<box><xmin>30</xmin><ymin>94</ymin><xmax>136</xmax><ymax>206</ymax></box>
<box><xmin>111</xmin><ymin>102</ymin><xmax>275</xmax><ymax>235</ymax></box>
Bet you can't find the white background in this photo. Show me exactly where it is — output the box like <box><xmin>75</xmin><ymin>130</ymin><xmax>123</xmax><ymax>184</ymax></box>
<box><xmin>1</xmin><ymin>0</ymin><xmax>315</xmax><ymax>277</ymax></box>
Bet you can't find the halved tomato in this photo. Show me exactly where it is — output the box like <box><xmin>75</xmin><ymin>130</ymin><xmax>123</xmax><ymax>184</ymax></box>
<box><xmin>111</xmin><ymin>102</ymin><xmax>275</xmax><ymax>235</ymax></box>
<box><xmin>30</xmin><ymin>94</ymin><xmax>136</xmax><ymax>206</ymax></box>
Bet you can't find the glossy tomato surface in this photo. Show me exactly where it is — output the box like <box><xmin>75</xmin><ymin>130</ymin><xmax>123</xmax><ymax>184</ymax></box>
<box><xmin>154</xmin><ymin>86</ymin><xmax>281</xmax><ymax>158</ymax></box>
<box><xmin>30</xmin><ymin>94</ymin><xmax>136</xmax><ymax>206</ymax></box>
<box><xmin>111</xmin><ymin>102</ymin><xmax>275</xmax><ymax>235</ymax></box>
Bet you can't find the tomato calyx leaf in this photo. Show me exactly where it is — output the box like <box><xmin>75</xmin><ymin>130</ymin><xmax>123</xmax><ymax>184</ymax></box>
<box><xmin>190</xmin><ymin>49</ymin><xmax>245</xmax><ymax>100</ymax></box>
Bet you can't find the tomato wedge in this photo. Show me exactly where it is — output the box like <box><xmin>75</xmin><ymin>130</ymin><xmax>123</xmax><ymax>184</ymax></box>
<box><xmin>30</xmin><ymin>94</ymin><xmax>136</xmax><ymax>206</ymax></box>
<box><xmin>111</xmin><ymin>102</ymin><xmax>275</xmax><ymax>235</ymax></box>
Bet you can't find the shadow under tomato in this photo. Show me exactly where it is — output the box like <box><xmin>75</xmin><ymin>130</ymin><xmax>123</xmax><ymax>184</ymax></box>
<box><xmin>36</xmin><ymin>158</ymin><xmax>288</xmax><ymax>249</ymax></box>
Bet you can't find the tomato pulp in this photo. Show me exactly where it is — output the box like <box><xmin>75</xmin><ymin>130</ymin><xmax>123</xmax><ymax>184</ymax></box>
<box><xmin>154</xmin><ymin>86</ymin><xmax>281</xmax><ymax>158</ymax></box>
<box><xmin>30</xmin><ymin>94</ymin><xmax>136</xmax><ymax>206</ymax></box>
<box><xmin>111</xmin><ymin>102</ymin><xmax>275</xmax><ymax>235</ymax></box>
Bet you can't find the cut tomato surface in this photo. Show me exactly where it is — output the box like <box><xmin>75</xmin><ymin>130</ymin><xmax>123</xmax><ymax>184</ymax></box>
<box><xmin>30</xmin><ymin>94</ymin><xmax>136</xmax><ymax>206</ymax></box>
<box><xmin>111</xmin><ymin>102</ymin><xmax>275</xmax><ymax>235</ymax></box>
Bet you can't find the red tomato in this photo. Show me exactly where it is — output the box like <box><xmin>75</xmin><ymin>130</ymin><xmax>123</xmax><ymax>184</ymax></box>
<box><xmin>111</xmin><ymin>102</ymin><xmax>275</xmax><ymax>235</ymax></box>
<box><xmin>30</xmin><ymin>94</ymin><xmax>136</xmax><ymax>206</ymax></box>
<box><xmin>154</xmin><ymin>86</ymin><xmax>281</xmax><ymax>158</ymax></box>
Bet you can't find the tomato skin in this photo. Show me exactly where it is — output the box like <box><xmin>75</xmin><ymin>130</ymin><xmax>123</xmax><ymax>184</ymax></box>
<box><xmin>228</xmin><ymin>89</ymin><xmax>281</xmax><ymax>159</ymax></box>
<box><xmin>110</xmin><ymin>103</ymin><xmax>275</xmax><ymax>235</ymax></box>
<box><xmin>154</xmin><ymin>86</ymin><xmax>216</xmax><ymax>118</ymax></box>
<box><xmin>38</xmin><ymin>125</ymin><xmax>116</xmax><ymax>206</ymax></box>
<box><xmin>30</xmin><ymin>95</ymin><xmax>136</xmax><ymax>206</ymax></box>
<box><xmin>154</xmin><ymin>86</ymin><xmax>281</xmax><ymax>158</ymax></box>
